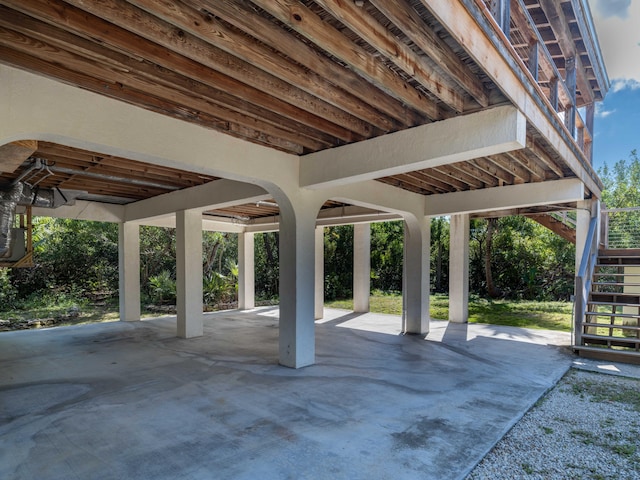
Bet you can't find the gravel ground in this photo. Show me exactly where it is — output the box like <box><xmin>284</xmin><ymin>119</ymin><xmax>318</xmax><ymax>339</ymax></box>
<box><xmin>467</xmin><ymin>369</ymin><xmax>640</xmax><ymax>480</ymax></box>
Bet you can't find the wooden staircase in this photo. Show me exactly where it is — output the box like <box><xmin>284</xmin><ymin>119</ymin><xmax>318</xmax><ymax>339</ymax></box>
<box><xmin>574</xmin><ymin>249</ymin><xmax>640</xmax><ymax>363</ymax></box>
<box><xmin>530</xmin><ymin>213</ymin><xmax>576</xmax><ymax>244</ymax></box>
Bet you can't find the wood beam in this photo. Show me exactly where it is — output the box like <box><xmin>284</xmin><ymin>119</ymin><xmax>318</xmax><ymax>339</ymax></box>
<box><xmin>452</xmin><ymin>161</ymin><xmax>500</xmax><ymax>187</ymax></box>
<box><xmin>196</xmin><ymin>0</ymin><xmax>418</xmax><ymax>127</ymax></box>
<box><xmin>470</xmin><ymin>157</ymin><xmax>515</xmax><ymax>185</ymax></box>
<box><xmin>488</xmin><ymin>153</ymin><xmax>531</xmax><ymax>183</ymax></box>
<box><xmin>0</xmin><ymin>27</ymin><xmax>308</xmax><ymax>154</ymax></box>
<box><xmin>129</xmin><ymin>0</ymin><xmax>392</xmax><ymax>133</ymax></box>
<box><xmin>504</xmin><ymin>150</ymin><xmax>546</xmax><ymax>181</ymax></box>
<box><xmin>0</xmin><ymin>18</ymin><xmax>334</xmax><ymax>153</ymax></box>
<box><xmin>0</xmin><ymin>1</ymin><xmax>343</xmax><ymax>149</ymax></box>
<box><xmin>370</xmin><ymin>0</ymin><xmax>489</xmax><ymax>108</ymax></box>
<box><xmin>56</xmin><ymin>0</ymin><xmax>368</xmax><ymax>141</ymax></box>
<box><xmin>526</xmin><ymin>137</ymin><xmax>565</xmax><ymax>178</ymax></box>
<box><xmin>249</xmin><ymin>0</ymin><xmax>439</xmax><ymax>120</ymax></box>
<box><xmin>432</xmin><ymin>165</ymin><xmax>484</xmax><ymax>189</ymax></box>
<box><xmin>313</xmin><ymin>0</ymin><xmax>464</xmax><ymax>112</ymax></box>
<box><xmin>0</xmin><ymin>140</ymin><xmax>37</xmax><ymax>173</ymax></box>
<box><xmin>404</xmin><ymin>170</ymin><xmax>452</xmax><ymax>193</ymax></box>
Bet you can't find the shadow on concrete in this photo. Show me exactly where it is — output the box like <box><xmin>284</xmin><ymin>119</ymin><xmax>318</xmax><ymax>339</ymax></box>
<box><xmin>0</xmin><ymin>307</ymin><xmax>572</xmax><ymax>480</ymax></box>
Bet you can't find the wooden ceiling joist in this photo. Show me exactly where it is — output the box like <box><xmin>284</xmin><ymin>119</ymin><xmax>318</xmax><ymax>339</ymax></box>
<box><xmin>370</xmin><ymin>0</ymin><xmax>489</xmax><ymax>108</ymax></box>
<box><xmin>249</xmin><ymin>0</ymin><xmax>440</xmax><ymax>120</ymax></box>
<box><xmin>201</xmin><ymin>0</ymin><xmax>417</xmax><ymax>127</ymax></box>
<box><xmin>61</xmin><ymin>0</ymin><xmax>371</xmax><ymax>140</ymax></box>
<box><xmin>312</xmin><ymin>0</ymin><xmax>465</xmax><ymax>112</ymax></box>
<box><xmin>0</xmin><ymin>0</ymin><xmax>603</xmax><ymax>212</ymax></box>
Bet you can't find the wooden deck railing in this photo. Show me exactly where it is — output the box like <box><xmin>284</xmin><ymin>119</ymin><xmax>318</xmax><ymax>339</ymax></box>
<box><xmin>484</xmin><ymin>0</ymin><xmax>594</xmax><ymax>162</ymax></box>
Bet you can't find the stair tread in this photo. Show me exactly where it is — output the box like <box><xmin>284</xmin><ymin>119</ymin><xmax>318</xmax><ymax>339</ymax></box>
<box><xmin>585</xmin><ymin>311</ymin><xmax>640</xmax><ymax>319</ymax></box>
<box><xmin>582</xmin><ymin>322</ymin><xmax>640</xmax><ymax>331</ymax></box>
<box><xmin>582</xmin><ymin>333</ymin><xmax>640</xmax><ymax>343</ymax></box>
<box><xmin>574</xmin><ymin>345</ymin><xmax>640</xmax><ymax>356</ymax></box>
<box><xmin>588</xmin><ymin>301</ymin><xmax>640</xmax><ymax>308</ymax></box>
<box><xmin>593</xmin><ymin>282</ymin><xmax>640</xmax><ymax>286</ymax></box>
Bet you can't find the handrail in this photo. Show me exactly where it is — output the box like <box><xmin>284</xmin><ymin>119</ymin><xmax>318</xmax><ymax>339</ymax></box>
<box><xmin>492</xmin><ymin>0</ymin><xmax>594</xmax><ymax>159</ymax></box>
<box><xmin>574</xmin><ymin>215</ymin><xmax>598</xmax><ymax>347</ymax></box>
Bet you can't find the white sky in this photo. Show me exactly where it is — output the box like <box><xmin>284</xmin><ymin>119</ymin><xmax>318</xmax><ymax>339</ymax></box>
<box><xmin>588</xmin><ymin>0</ymin><xmax>640</xmax><ymax>89</ymax></box>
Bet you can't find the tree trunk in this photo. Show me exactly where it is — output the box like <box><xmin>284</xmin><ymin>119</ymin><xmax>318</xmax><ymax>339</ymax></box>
<box><xmin>485</xmin><ymin>218</ymin><xmax>502</xmax><ymax>298</ymax></box>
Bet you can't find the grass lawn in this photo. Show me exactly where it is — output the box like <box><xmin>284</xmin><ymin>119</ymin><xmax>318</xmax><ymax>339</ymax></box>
<box><xmin>326</xmin><ymin>293</ymin><xmax>573</xmax><ymax>331</ymax></box>
<box><xmin>0</xmin><ymin>293</ymin><xmax>573</xmax><ymax>333</ymax></box>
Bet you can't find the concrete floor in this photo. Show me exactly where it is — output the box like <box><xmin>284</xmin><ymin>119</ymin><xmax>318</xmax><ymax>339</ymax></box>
<box><xmin>1</xmin><ymin>307</ymin><xmax>573</xmax><ymax>480</ymax></box>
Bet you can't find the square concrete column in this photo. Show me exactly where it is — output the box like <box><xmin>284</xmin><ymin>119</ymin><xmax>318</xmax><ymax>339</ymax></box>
<box><xmin>118</xmin><ymin>222</ymin><xmax>140</xmax><ymax>322</ymax></box>
<box><xmin>403</xmin><ymin>217</ymin><xmax>430</xmax><ymax>334</ymax></box>
<box><xmin>449</xmin><ymin>214</ymin><xmax>470</xmax><ymax>323</ymax></box>
<box><xmin>176</xmin><ymin>209</ymin><xmax>203</xmax><ymax>338</ymax></box>
<box><xmin>238</xmin><ymin>232</ymin><xmax>255</xmax><ymax>310</ymax></box>
<box><xmin>353</xmin><ymin>223</ymin><xmax>371</xmax><ymax>313</ymax></box>
<box><xmin>315</xmin><ymin>226</ymin><xmax>324</xmax><ymax>320</ymax></box>
<box><xmin>278</xmin><ymin>201</ymin><xmax>318</xmax><ymax>368</ymax></box>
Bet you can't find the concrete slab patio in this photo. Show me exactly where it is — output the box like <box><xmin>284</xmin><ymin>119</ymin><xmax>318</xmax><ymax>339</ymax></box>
<box><xmin>1</xmin><ymin>307</ymin><xmax>572</xmax><ymax>480</ymax></box>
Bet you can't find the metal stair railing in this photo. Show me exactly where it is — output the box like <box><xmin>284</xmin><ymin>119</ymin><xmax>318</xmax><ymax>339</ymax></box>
<box><xmin>601</xmin><ymin>207</ymin><xmax>640</xmax><ymax>249</ymax></box>
<box><xmin>574</xmin><ymin>215</ymin><xmax>598</xmax><ymax>348</ymax></box>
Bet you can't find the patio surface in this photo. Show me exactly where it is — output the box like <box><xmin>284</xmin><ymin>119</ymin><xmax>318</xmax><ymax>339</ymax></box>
<box><xmin>1</xmin><ymin>307</ymin><xmax>573</xmax><ymax>480</ymax></box>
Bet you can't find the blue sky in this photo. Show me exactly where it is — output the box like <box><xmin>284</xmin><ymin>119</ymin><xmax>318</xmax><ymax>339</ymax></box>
<box><xmin>588</xmin><ymin>0</ymin><xmax>640</xmax><ymax>171</ymax></box>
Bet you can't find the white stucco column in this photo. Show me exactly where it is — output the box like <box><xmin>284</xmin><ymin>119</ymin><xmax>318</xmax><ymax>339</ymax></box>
<box><xmin>238</xmin><ymin>231</ymin><xmax>255</xmax><ymax>310</ymax></box>
<box><xmin>403</xmin><ymin>217</ymin><xmax>430</xmax><ymax>333</ymax></box>
<box><xmin>315</xmin><ymin>226</ymin><xmax>324</xmax><ymax>320</ymax></box>
<box><xmin>176</xmin><ymin>209</ymin><xmax>203</xmax><ymax>338</ymax></box>
<box><xmin>277</xmin><ymin>194</ymin><xmax>323</xmax><ymax>368</ymax></box>
<box><xmin>118</xmin><ymin>222</ymin><xmax>140</xmax><ymax>322</ymax></box>
<box><xmin>353</xmin><ymin>223</ymin><xmax>371</xmax><ymax>313</ymax></box>
<box><xmin>449</xmin><ymin>213</ymin><xmax>470</xmax><ymax>323</ymax></box>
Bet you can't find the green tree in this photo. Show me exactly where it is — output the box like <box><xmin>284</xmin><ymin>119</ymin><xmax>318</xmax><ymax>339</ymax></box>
<box><xmin>599</xmin><ymin>150</ymin><xmax>640</xmax><ymax>208</ymax></box>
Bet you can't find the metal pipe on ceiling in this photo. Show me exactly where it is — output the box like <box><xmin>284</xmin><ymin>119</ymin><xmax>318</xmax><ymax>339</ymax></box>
<box><xmin>47</xmin><ymin>165</ymin><xmax>182</xmax><ymax>191</ymax></box>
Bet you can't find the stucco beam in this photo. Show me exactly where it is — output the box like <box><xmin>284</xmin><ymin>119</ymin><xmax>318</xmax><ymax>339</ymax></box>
<box><xmin>300</xmin><ymin>105</ymin><xmax>526</xmax><ymax>189</ymax></box>
<box><xmin>0</xmin><ymin>64</ymin><xmax>298</xmax><ymax>188</ymax></box>
<box><xmin>138</xmin><ymin>215</ymin><xmax>246</xmax><ymax>233</ymax></box>
<box><xmin>124</xmin><ymin>179</ymin><xmax>269</xmax><ymax>223</ymax></box>
<box><xmin>24</xmin><ymin>201</ymin><xmax>125</xmax><ymax>223</ymax></box>
<box><xmin>324</xmin><ymin>181</ymin><xmax>425</xmax><ymax>217</ymax></box>
<box><xmin>425</xmin><ymin>178</ymin><xmax>585</xmax><ymax>217</ymax></box>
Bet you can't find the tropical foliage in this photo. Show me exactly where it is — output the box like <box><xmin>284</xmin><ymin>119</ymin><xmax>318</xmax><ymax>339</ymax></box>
<box><xmin>0</xmin><ymin>152</ymin><xmax>638</xmax><ymax>313</ymax></box>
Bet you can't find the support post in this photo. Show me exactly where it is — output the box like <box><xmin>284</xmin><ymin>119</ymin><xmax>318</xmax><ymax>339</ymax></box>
<box><xmin>528</xmin><ymin>40</ymin><xmax>539</xmax><ymax>82</ymax></box>
<box><xmin>549</xmin><ymin>76</ymin><xmax>559</xmax><ymax>111</ymax></box>
<box><xmin>565</xmin><ymin>57</ymin><xmax>577</xmax><ymax>137</ymax></box>
<box><xmin>277</xmin><ymin>196</ymin><xmax>321</xmax><ymax>368</ymax></box>
<box><xmin>491</xmin><ymin>0</ymin><xmax>511</xmax><ymax>37</ymax></box>
<box><xmin>403</xmin><ymin>217</ymin><xmax>430</xmax><ymax>334</ymax></box>
<box><xmin>353</xmin><ymin>223</ymin><xmax>371</xmax><ymax>313</ymax></box>
<box><xmin>575</xmin><ymin>200</ymin><xmax>592</xmax><ymax>274</ymax></box>
<box><xmin>238</xmin><ymin>232</ymin><xmax>255</xmax><ymax>310</ymax></box>
<box><xmin>118</xmin><ymin>222</ymin><xmax>140</xmax><ymax>322</ymax></box>
<box><xmin>176</xmin><ymin>209</ymin><xmax>203</xmax><ymax>338</ymax></box>
<box><xmin>449</xmin><ymin>214</ymin><xmax>470</xmax><ymax>323</ymax></box>
<box><xmin>315</xmin><ymin>226</ymin><xmax>324</xmax><ymax>320</ymax></box>
<box><xmin>585</xmin><ymin>103</ymin><xmax>595</xmax><ymax>163</ymax></box>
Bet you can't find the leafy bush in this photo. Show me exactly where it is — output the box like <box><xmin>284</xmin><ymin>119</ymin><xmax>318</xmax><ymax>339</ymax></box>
<box><xmin>148</xmin><ymin>270</ymin><xmax>176</xmax><ymax>305</ymax></box>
